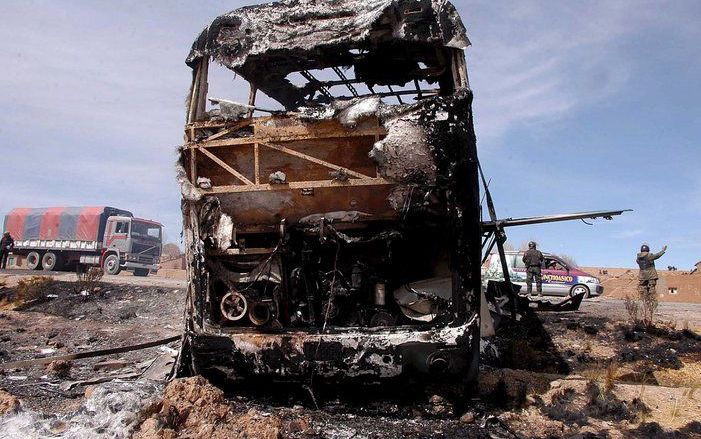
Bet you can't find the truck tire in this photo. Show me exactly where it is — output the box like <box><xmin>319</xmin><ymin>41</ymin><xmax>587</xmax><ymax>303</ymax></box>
<box><xmin>41</xmin><ymin>252</ymin><xmax>61</xmax><ymax>271</ymax></box>
<box><xmin>27</xmin><ymin>252</ymin><xmax>42</xmax><ymax>270</ymax></box>
<box><xmin>103</xmin><ymin>254</ymin><xmax>121</xmax><ymax>275</ymax></box>
<box><xmin>133</xmin><ymin>268</ymin><xmax>149</xmax><ymax>277</ymax></box>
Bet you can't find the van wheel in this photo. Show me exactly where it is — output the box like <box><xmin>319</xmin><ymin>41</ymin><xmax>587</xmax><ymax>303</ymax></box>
<box><xmin>27</xmin><ymin>252</ymin><xmax>42</xmax><ymax>270</ymax></box>
<box><xmin>133</xmin><ymin>268</ymin><xmax>149</xmax><ymax>277</ymax></box>
<box><xmin>570</xmin><ymin>284</ymin><xmax>590</xmax><ymax>299</ymax></box>
<box><xmin>103</xmin><ymin>254</ymin><xmax>121</xmax><ymax>275</ymax></box>
<box><xmin>41</xmin><ymin>252</ymin><xmax>61</xmax><ymax>271</ymax></box>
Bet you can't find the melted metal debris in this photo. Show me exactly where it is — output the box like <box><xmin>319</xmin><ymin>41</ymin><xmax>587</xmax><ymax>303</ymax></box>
<box><xmin>186</xmin><ymin>0</ymin><xmax>469</xmax><ymax>110</ymax></box>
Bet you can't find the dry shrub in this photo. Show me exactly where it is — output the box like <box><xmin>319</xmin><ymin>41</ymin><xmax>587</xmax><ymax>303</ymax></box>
<box><xmin>15</xmin><ymin>276</ymin><xmax>54</xmax><ymax>305</ymax></box>
<box><xmin>625</xmin><ymin>290</ymin><xmax>658</xmax><ymax>328</ymax></box>
<box><xmin>604</xmin><ymin>362</ymin><xmax>618</xmax><ymax>394</ymax></box>
<box><xmin>585</xmin><ymin>380</ymin><xmax>632</xmax><ymax>421</ymax></box>
<box><xmin>624</xmin><ymin>295</ymin><xmax>640</xmax><ymax>324</ymax></box>
<box><xmin>74</xmin><ymin>267</ymin><xmax>104</xmax><ymax>294</ymax></box>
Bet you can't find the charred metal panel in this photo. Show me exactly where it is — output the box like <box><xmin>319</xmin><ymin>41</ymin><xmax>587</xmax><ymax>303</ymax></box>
<box><xmin>186</xmin><ymin>0</ymin><xmax>469</xmax><ymax>109</ymax></box>
<box><xmin>189</xmin><ymin>315</ymin><xmax>478</xmax><ymax>382</ymax></box>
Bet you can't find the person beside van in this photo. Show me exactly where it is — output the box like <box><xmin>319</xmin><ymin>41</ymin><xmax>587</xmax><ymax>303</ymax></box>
<box><xmin>522</xmin><ymin>241</ymin><xmax>544</xmax><ymax>296</ymax></box>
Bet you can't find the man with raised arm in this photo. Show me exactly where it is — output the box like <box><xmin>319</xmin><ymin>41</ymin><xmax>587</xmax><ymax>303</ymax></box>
<box><xmin>636</xmin><ymin>244</ymin><xmax>667</xmax><ymax>297</ymax></box>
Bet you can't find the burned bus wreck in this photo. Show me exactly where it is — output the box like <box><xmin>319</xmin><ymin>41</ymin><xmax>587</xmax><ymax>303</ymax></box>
<box><xmin>176</xmin><ymin>0</ymin><xmax>481</xmax><ymax>384</ymax></box>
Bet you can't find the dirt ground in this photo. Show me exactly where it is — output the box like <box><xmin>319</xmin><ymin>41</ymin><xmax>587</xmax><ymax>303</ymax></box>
<box><xmin>0</xmin><ymin>270</ymin><xmax>700</xmax><ymax>438</ymax></box>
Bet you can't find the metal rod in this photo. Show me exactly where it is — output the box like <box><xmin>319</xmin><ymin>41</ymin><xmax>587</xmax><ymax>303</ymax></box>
<box><xmin>300</xmin><ymin>70</ymin><xmax>333</xmax><ymax>99</ymax></box>
<box><xmin>387</xmin><ymin>85</ymin><xmax>404</xmax><ymax>104</ymax></box>
<box><xmin>332</xmin><ymin>67</ymin><xmax>358</xmax><ymax>97</ymax></box>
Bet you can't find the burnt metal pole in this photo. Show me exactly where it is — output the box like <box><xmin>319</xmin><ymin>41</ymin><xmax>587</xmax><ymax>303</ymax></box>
<box><xmin>478</xmin><ymin>162</ymin><xmax>517</xmax><ymax>319</ymax></box>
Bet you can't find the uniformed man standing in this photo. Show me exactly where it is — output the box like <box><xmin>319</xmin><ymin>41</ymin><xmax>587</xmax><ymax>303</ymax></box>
<box><xmin>522</xmin><ymin>241</ymin><xmax>544</xmax><ymax>296</ymax></box>
<box><xmin>0</xmin><ymin>232</ymin><xmax>14</xmax><ymax>270</ymax></box>
<box><xmin>636</xmin><ymin>244</ymin><xmax>667</xmax><ymax>297</ymax></box>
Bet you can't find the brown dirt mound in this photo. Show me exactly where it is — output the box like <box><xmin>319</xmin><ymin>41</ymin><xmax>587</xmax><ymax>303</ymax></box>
<box><xmin>133</xmin><ymin>376</ymin><xmax>306</xmax><ymax>439</ymax></box>
<box><xmin>0</xmin><ymin>388</ymin><xmax>21</xmax><ymax>415</ymax></box>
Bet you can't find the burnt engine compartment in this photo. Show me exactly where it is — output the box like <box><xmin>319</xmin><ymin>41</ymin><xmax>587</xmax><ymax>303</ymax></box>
<box><xmin>205</xmin><ymin>214</ymin><xmax>454</xmax><ymax>331</ymax></box>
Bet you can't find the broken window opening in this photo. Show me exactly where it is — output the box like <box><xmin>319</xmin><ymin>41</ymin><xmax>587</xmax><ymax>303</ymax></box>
<box><xmin>281</xmin><ymin>63</ymin><xmax>444</xmax><ymax>107</ymax></box>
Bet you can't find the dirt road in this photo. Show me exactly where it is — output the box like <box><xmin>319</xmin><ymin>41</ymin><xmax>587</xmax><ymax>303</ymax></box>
<box><xmin>583</xmin><ymin>297</ymin><xmax>701</xmax><ymax>329</ymax></box>
<box><xmin>0</xmin><ymin>268</ymin><xmax>185</xmax><ymax>289</ymax></box>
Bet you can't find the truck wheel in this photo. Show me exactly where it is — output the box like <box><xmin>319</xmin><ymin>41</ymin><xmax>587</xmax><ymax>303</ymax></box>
<box><xmin>27</xmin><ymin>252</ymin><xmax>42</xmax><ymax>270</ymax></box>
<box><xmin>41</xmin><ymin>252</ymin><xmax>61</xmax><ymax>271</ymax></box>
<box><xmin>103</xmin><ymin>254</ymin><xmax>121</xmax><ymax>275</ymax></box>
<box><xmin>569</xmin><ymin>284</ymin><xmax>590</xmax><ymax>299</ymax></box>
<box><xmin>133</xmin><ymin>268</ymin><xmax>149</xmax><ymax>277</ymax></box>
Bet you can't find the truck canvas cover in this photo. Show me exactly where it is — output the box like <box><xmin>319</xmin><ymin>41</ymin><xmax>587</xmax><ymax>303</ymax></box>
<box><xmin>4</xmin><ymin>206</ymin><xmax>132</xmax><ymax>242</ymax></box>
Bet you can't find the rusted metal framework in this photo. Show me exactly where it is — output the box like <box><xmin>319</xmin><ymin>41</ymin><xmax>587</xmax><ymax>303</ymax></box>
<box><xmin>184</xmin><ymin>116</ymin><xmax>389</xmax><ymax>197</ymax></box>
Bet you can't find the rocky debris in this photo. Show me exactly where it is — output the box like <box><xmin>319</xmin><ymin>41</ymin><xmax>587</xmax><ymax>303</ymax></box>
<box><xmin>427</xmin><ymin>394</ymin><xmax>453</xmax><ymax>416</ymax></box>
<box><xmin>582</xmin><ymin>324</ymin><xmax>599</xmax><ymax>335</ymax></box>
<box><xmin>118</xmin><ymin>309</ymin><xmax>138</xmax><ymax>320</ymax></box>
<box><xmin>0</xmin><ymin>280</ymin><xmax>184</xmax><ymax>415</ymax></box>
<box><xmin>459</xmin><ymin>411</ymin><xmax>476</xmax><ymax>424</ymax></box>
<box><xmin>45</xmin><ymin>360</ymin><xmax>72</xmax><ymax>378</ymax></box>
<box><xmin>133</xmin><ymin>376</ymin><xmax>305</xmax><ymax>439</ymax></box>
<box><xmin>0</xmin><ymin>388</ymin><xmax>21</xmax><ymax>414</ymax></box>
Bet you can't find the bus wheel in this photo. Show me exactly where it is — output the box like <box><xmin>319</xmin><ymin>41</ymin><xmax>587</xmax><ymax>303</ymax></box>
<box><xmin>41</xmin><ymin>252</ymin><xmax>61</xmax><ymax>271</ymax></box>
<box><xmin>27</xmin><ymin>252</ymin><xmax>42</xmax><ymax>270</ymax></box>
<box><xmin>103</xmin><ymin>254</ymin><xmax>121</xmax><ymax>275</ymax></box>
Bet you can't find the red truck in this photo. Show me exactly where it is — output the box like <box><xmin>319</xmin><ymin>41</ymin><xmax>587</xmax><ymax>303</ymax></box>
<box><xmin>3</xmin><ymin>206</ymin><xmax>163</xmax><ymax>276</ymax></box>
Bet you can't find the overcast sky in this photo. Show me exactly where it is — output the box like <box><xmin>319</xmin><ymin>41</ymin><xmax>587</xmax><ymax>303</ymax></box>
<box><xmin>1</xmin><ymin>1</ymin><xmax>699</xmax><ymax>268</ymax></box>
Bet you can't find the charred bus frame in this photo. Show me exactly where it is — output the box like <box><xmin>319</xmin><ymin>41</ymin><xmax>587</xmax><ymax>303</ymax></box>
<box><xmin>176</xmin><ymin>0</ymin><xmax>482</xmax><ymax>385</ymax></box>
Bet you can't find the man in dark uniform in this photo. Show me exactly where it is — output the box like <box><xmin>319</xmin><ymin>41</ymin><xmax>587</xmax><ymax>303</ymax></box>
<box><xmin>636</xmin><ymin>244</ymin><xmax>667</xmax><ymax>297</ymax></box>
<box><xmin>522</xmin><ymin>241</ymin><xmax>544</xmax><ymax>296</ymax></box>
<box><xmin>0</xmin><ymin>232</ymin><xmax>14</xmax><ymax>269</ymax></box>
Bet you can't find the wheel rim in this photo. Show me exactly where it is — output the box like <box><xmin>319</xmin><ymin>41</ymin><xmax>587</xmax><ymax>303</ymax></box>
<box><xmin>221</xmin><ymin>292</ymin><xmax>247</xmax><ymax>321</ymax></box>
<box><xmin>45</xmin><ymin>255</ymin><xmax>54</xmax><ymax>268</ymax></box>
<box><xmin>572</xmin><ymin>285</ymin><xmax>588</xmax><ymax>296</ymax></box>
<box><xmin>106</xmin><ymin>258</ymin><xmax>117</xmax><ymax>273</ymax></box>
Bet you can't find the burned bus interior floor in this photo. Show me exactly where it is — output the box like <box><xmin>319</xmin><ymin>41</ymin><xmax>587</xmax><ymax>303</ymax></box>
<box><xmin>177</xmin><ymin>0</ymin><xmax>482</xmax><ymax>384</ymax></box>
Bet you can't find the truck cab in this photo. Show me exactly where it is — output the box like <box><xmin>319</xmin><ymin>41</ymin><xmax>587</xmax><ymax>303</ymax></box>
<box><xmin>102</xmin><ymin>216</ymin><xmax>163</xmax><ymax>276</ymax></box>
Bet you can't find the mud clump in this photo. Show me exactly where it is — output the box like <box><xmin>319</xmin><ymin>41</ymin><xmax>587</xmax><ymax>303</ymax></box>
<box><xmin>0</xmin><ymin>388</ymin><xmax>21</xmax><ymax>415</ymax></box>
<box><xmin>45</xmin><ymin>359</ymin><xmax>72</xmax><ymax>378</ymax></box>
<box><xmin>134</xmin><ymin>376</ymin><xmax>308</xmax><ymax>439</ymax></box>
